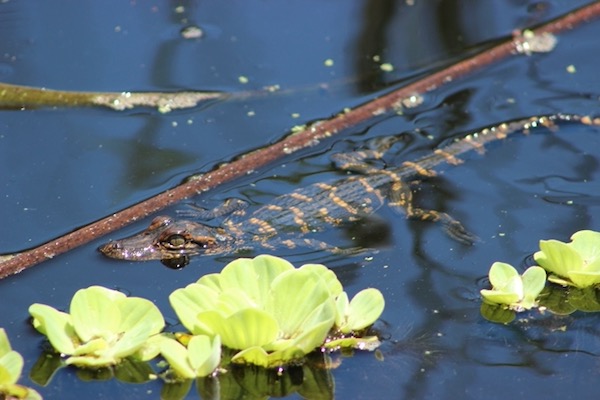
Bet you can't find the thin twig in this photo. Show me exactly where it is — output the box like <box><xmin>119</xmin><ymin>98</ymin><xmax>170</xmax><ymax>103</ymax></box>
<box><xmin>1</xmin><ymin>2</ymin><xmax>600</xmax><ymax>279</ymax></box>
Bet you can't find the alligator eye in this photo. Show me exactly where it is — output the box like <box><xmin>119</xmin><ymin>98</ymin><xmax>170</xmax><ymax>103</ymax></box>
<box><xmin>163</xmin><ymin>234</ymin><xmax>187</xmax><ymax>249</ymax></box>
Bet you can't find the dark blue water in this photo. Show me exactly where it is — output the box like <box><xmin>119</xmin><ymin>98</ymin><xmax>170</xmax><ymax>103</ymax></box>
<box><xmin>1</xmin><ymin>1</ymin><xmax>600</xmax><ymax>398</ymax></box>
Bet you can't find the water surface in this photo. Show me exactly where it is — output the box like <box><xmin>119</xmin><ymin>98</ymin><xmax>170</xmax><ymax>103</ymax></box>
<box><xmin>1</xmin><ymin>1</ymin><xmax>600</xmax><ymax>398</ymax></box>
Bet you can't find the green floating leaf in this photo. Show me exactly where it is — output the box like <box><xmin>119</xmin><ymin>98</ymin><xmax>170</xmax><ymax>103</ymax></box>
<box><xmin>71</xmin><ymin>338</ymin><xmax>107</xmax><ymax>357</ymax></box>
<box><xmin>521</xmin><ymin>266</ymin><xmax>546</xmax><ymax>297</ymax></box>
<box><xmin>201</xmin><ymin>308</ymin><xmax>279</xmax><ymax>350</ymax></box>
<box><xmin>70</xmin><ymin>286</ymin><xmax>124</xmax><ymax>343</ymax></box>
<box><xmin>0</xmin><ymin>351</ymin><xmax>23</xmax><ymax>385</ymax></box>
<box><xmin>569</xmin><ymin>230</ymin><xmax>600</xmax><ymax>262</ymax></box>
<box><xmin>520</xmin><ymin>266</ymin><xmax>546</xmax><ymax>309</ymax></box>
<box><xmin>480</xmin><ymin>262</ymin><xmax>522</xmax><ymax>307</ymax></box>
<box><xmin>188</xmin><ymin>335</ymin><xmax>221</xmax><ymax>377</ymax></box>
<box><xmin>160</xmin><ymin>337</ymin><xmax>195</xmax><ymax>379</ymax></box>
<box><xmin>29</xmin><ymin>304</ymin><xmax>78</xmax><ymax>355</ymax></box>
<box><xmin>534</xmin><ymin>230</ymin><xmax>600</xmax><ymax>288</ymax></box>
<box><xmin>1</xmin><ymin>384</ymin><xmax>42</xmax><ymax>400</ymax></box>
<box><xmin>229</xmin><ymin>346</ymin><xmax>270</xmax><ymax>367</ymax></box>
<box><xmin>216</xmin><ymin>255</ymin><xmax>294</xmax><ymax>305</ymax></box>
<box><xmin>535</xmin><ymin>240</ymin><xmax>582</xmax><ymax>281</ymax></box>
<box><xmin>169</xmin><ymin>284</ymin><xmax>220</xmax><ymax>335</ymax></box>
<box><xmin>480</xmin><ymin>263</ymin><xmax>546</xmax><ymax>311</ymax></box>
<box><xmin>0</xmin><ymin>329</ymin><xmax>11</xmax><ymax>358</ymax></box>
<box><xmin>167</xmin><ymin>254</ymin><xmax>385</xmax><ymax>368</ymax></box>
<box><xmin>323</xmin><ymin>335</ymin><xmax>381</xmax><ymax>351</ymax></box>
<box><xmin>267</xmin><ymin>268</ymin><xmax>334</xmax><ymax>337</ymax></box>
<box><xmin>231</xmin><ymin>345</ymin><xmax>306</xmax><ymax>368</ymax></box>
<box><xmin>215</xmin><ymin>290</ymin><xmax>255</xmax><ymax>317</ymax></box>
<box><xmin>334</xmin><ymin>292</ymin><xmax>349</xmax><ymax>329</ymax></box>
<box><xmin>136</xmin><ymin>332</ymin><xmax>163</xmax><ymax>362</ymax></box>
<box><xmin>0</xmin><ymin>329</ymin><xmax>42</xmax><ymax>400</ymax></box>
<box><xmin>119</xmin><ymin>297</ymin><xmax>165</xmax><ymax>335</ymax></box>
<box><xmin>480</xmin><ymin>290</ymin><xmax>520</xmax><ymax>307</ymax></box>
<box><xmin>567</xmin><ymin>271</ymin><xmax>600</xmax><ymax>289</ymax></box>
<box><xmin>298</xmin><ymin>264</ymin><xmax>343</xmax><ymax>297</ymax></box>
<box><xmin>273</xmin><ymin>316</ymin><xmax>334</xmax><ymax>355</ymax></box>
<box><xmin>110</xmin><ymin>298</ymin><xmax>166</xmax><ymax>360</ymax></box>
<box><xmin>159</xmin><ymin>335</ymin><xmax>220</xmax><ymax>379</ymax></box>
<box><xmin>337</xmin><ymin>288</ymin><xmax>385</xmax><ymax>333</ymax></box>
<box><xmin>488</xmin><ymin>262</ymin><xmax>520</xmax><ymax>290</ymax></box>
<box><xmin>29</xmin><ymin>286</ymin><xmax>165</xmax><ymax>369</ymax></box>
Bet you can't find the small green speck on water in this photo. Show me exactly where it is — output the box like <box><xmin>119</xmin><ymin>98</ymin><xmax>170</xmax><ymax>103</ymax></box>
<box><xmin>380</xmin><ymin>63</ymin><xmax>394</xmax><ymax>72</ymax></box>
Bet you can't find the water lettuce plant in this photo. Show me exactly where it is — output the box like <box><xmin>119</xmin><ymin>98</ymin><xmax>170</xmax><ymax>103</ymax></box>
<box><xmin>334</xmin><ymin>289</ymin><xmax>385</xmax><ymax>334</ymax></box>
<box><xmin>23</xmin><ymin>255</ymin><xmax>384</xmax><ymax>393</ymax></box>
<box><xmin>29</xmin><ymin>286</ymin><xmax>165</xmax><ymax>368</ymax></box>
<box><xmin>534</xmin><ymin>230</ymin><xmax>600</xmax><ymax>288</ymax></box>
<box><xmin>159</xmin><ymin>334</ymin><xmax>221</xmax><ymax>379</ymax></box>
<box><xmin>324</xmin><ymin>288</ymin><xmax>385</xmax><ymax>350</ymax></box>
<box><xmin>0</xmin><ymin>328</ymin><xmax>41</xmax><ymax>400</ymax></box>
<box><xmin>480</xmin><ymin>262</ymin><xmax>546</xmax><ymax>311</ymax></box>
<box><xmin>168</xmin><ymin>255</ymin><xmax>384</xmax><ymax>369</ymax></box>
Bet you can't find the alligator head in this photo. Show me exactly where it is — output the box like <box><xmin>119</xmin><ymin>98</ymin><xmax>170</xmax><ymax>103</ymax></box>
<box><xmin>98</xmin><ymin>216</ymin><xmax>234</xmax><ymax>268</ymax></box>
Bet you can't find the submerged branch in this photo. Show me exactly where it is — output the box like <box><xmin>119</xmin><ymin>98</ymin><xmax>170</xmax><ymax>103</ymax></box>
<box><xmin>0</xmin><ymin>82</ymin><xmax>225</xmax><ymax>113</ymax></box>
<box><xmin>1</xmin><ymin>2</ymin><xmax>600</xmax><ymax>279</ymax></box>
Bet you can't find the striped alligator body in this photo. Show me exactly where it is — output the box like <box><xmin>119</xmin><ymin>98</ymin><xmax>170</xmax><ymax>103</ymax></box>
<box><xmin>99</xmin><ymin>114</ymin><xmax>599</xmax><ymax>267</ymax></box>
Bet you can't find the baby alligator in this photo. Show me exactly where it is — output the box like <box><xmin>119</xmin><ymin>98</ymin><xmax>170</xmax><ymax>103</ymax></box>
<box><xmin>99</xmin><ymin>114</ymin><xmax>599</xmax><ymax>267</ymax></box>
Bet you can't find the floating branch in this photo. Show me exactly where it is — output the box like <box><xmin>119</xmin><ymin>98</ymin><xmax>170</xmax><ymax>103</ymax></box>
<box><xmin>0</xmin><ymin>82</ymin><xmax>225</xmax><ymax>113</ymax></box>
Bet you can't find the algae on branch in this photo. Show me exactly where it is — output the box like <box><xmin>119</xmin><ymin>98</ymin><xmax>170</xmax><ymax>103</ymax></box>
<box><xmin>0</xmin><ymin>82</ymin><xmax>224</xmax><ymax>113</ymax></box>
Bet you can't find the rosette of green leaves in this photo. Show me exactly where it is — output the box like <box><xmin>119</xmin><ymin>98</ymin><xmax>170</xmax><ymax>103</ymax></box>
<box><xmin>480</xmin><ymin>262</ymin><xmax>546</xmax><ymax>311</ymax></box>
<box><xmin>534</xmin><ymin>230</ymin><xmax>600</xmax><ymax>288</ymax></box>
<box><xmin>324</xmin><ymin>288</ymin><xmax>385</xmax><ymax>350</ymax></box>
<box><xmin>0</xmin><ymin>329</ymin><xmax>41</xmax><ymax>400</ymax></box>
<box><xmin>159</xmin><ymin>334</ymin><xmax>221</xmax><ymax>379</ymax></box>
<box><xmin>169</xmin><ymin>255</ymin><xmax>384</xmax><ymax>368</ymax></box>
<box><xmin>334</xmin><ymin>289</ymin><xmax>385</xmax><ymax>333</ymax></box>
<box><xmin>29</xmin><ymin>286</ymin><xmax>165</xmax><ymax>368</ymax></box>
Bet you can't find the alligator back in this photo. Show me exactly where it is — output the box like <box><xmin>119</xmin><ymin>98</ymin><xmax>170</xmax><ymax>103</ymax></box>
<box><xmin>99</xmin><ymin>114</ymin><xmax>600</xmax><ymax>264</ymax></box>
<box><xmin>224</xmin><ymin>173</ymin><xmax>395</xmax><ymax>237</ymax></box>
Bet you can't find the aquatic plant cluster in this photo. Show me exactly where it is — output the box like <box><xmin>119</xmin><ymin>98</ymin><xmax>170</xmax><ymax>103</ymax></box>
<box><xmin>534</xmin><ymin>230</ymin><xmax>600</xmax><ymax>288</ymax></box>
<box><xmin>168</xmin><ymin>256</ymin><xmax>384</xmax><ymax>370</ymax></box>
<box><xmin>29</xmin><ymin>286</ymin><xmax>165</xmax><ymax>368</ymax></box>
<box><xmin>7</xmin><ymin>231</ymin><xmax>599</xmax><ymax>397</ymax></box>
<box><xmin>0</xmin><ymin>329</ymin><xmax>41</xmax><ymax>400</ymax></box>
<box><xmin>7</xmin><ymin>255</ymin><xmax>384</xmax><ymax>399</ymax></box>
<box><xmin>480</xmin><ymin>230</ymin><xmax>600</xmax><ymax>322</ymax></box>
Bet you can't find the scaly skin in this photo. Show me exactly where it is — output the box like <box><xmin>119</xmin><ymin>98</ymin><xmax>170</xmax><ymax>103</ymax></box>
<box><xmin>99</xmin><ymin>114</ymin><xmax>599</xmax><ymax>266</ymax></box>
